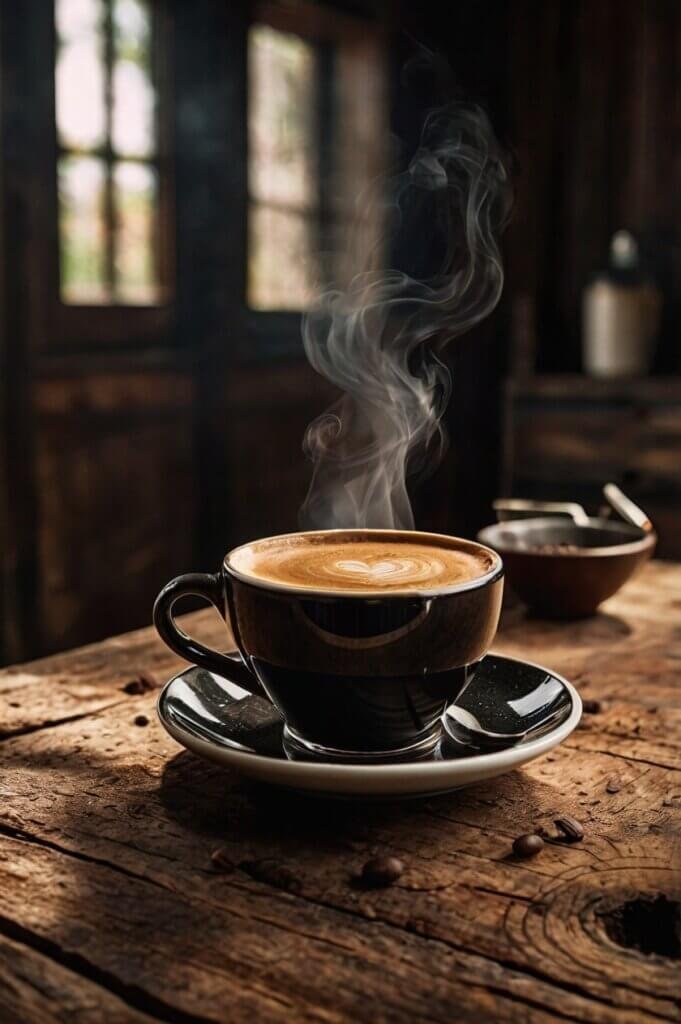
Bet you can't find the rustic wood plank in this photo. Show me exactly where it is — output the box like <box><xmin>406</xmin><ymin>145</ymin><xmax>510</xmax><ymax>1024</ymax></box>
<box><xmin>0</xmin><ymin>607</ymin><xmax>224</xmax><ymax>739</ymax></box>
<box><xmin>33</xmin><ymin>371</ymin><xmax>197</xmax><ymax>657</ymax></box>
<box><xmin>0</xmin><ymin>562</ymin><xmax>678</xmax><ymax>1023</ymax></box>
<box><xmin>0</xmin><ymin>727</ymin><xmax>677</xmax><ymax>1022</ymax></box>
<box><xmin>0</xmin><ymin>934</ymin><xmax>159</xmax><ymax>1024</ymax></box>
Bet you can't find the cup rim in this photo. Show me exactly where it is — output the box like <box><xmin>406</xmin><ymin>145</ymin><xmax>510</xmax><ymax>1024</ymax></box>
<box><xmin>223</xmin><ymin>528</ymin><xmax>504</xmax><ymax>599</ymax></box>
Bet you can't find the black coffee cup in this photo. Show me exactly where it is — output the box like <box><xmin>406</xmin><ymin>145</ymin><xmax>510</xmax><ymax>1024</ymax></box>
<box><xmin>153</xmin><ymin>530</ymin><xmax>504</xmax><ymax>760</ymax></box>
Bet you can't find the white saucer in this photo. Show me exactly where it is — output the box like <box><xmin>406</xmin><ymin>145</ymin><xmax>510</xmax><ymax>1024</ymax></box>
<box><xmin>157</xmin><ymin>653</ymin><xmax>581</xmax><ymax>798</ymax></box>
<box><xmin>158</xmin><ymin>655</ymin><xmax>581</xmax><ymax>798</ymax></box>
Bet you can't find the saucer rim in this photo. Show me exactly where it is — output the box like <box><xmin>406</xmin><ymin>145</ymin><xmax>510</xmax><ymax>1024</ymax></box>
<box><xmin>157</xmin><ymin>652</ymin><xmax>582</xmax><ymax>783</ymax></box>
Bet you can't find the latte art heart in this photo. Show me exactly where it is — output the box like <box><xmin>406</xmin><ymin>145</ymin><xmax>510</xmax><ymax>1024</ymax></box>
<box><xmin>229</xmin><ymin>532</ymin><xmax>495</xmax><ymax>593</ymax></box>
<box><xmin>333</xmin><ymin>557</ymin><xmax>439</xmax><ymax>583</ymax></box>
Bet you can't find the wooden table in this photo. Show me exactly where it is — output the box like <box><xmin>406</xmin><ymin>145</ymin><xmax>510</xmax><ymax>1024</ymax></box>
<box><xmin>1</xmin><ymin>562</ymin><xmax>679</xmax><ymax>1024</ymax></box>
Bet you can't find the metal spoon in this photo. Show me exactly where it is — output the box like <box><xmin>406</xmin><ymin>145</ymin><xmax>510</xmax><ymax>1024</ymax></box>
<box><xmin>441</xmin><ymin>662</ymin><xmax>573</xmax><ymax>753</ymax></box>
<box><xmin>603</xmin><ymin>483</ymin><xmax>653</xmax><ymax>533</ymax></box>
<box><xmin>493</xmin><ymin>498</ymin><xmax>590</xmax><ymax>527</ymax></box>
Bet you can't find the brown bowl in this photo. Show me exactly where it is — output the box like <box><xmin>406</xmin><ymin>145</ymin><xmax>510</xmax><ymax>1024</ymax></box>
<box><xmin>477</xmin><ymin>517</ymin><xmax>656</xmax><ymax>618</ymax></box>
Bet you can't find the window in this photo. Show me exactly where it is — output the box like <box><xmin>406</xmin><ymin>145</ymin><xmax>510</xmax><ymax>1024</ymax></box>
<box><xmin>247</xmin><ymin>24</ymin><xmax>320</xmax><ymax>312</ymax></box>
<box><xmin>55</xmin><ymin>0</ymin><xmax>162</xmax><ymax>305</ymax></box>
<box><xmin>246</xmin><ymin>8</ymin><xmax>388</xmax><ymax>316</ymax></box>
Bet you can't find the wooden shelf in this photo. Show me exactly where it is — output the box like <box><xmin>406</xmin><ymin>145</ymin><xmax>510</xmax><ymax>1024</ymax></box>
<box><xmin>506</xmin><ymin>374</ymin><xmax>681</xmax><ymax>401</ymax></box>
<box><xmin>503</xmin><ymin>373</ymin><xmax>681</xmax><ymax>559</ymax></box>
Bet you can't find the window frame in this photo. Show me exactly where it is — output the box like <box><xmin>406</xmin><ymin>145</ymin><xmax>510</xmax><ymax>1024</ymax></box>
<box><xmin>46</xmin><ymin>0</ymin><xmax>175</xmax><ymax>351</ymax></box>
<box><xmin>244</xmin><ymin>2</ymin><xmax>388</xmax><ymax>355</ymax></box>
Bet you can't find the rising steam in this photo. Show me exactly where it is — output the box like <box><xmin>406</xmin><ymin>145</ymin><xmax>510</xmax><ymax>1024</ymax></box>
<box><xmin>300</xmin><ymin>94</ymin><xmax>511</xmax><ymax>532</ymax></box>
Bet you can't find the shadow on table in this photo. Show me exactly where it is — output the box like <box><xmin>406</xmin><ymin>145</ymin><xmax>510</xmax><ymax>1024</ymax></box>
<box><xmin>499</xmin><ymin>608</ymin><xmax>632</xmax><ymax>642</ymax></box>
<box><xmin>158</xmin><ymin>747</ymin><xmax>555</xmax><ymax>849</ymax></box>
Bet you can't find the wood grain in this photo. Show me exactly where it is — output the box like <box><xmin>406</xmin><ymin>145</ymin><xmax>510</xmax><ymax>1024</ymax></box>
<box><xmin>0</xmin><ymin>561</ymin><xmax>679</xmax><ymax>1022</ymax></box>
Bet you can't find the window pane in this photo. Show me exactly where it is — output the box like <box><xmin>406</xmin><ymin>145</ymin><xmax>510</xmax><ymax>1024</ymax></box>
<box><xmin>58</xmin><ymin>156</ymin><xmax>108</xmax><ymax>303</ymax></box>
<box><xmin>56</xmin><ymin>0</ymin><xmax>100</xmax><ymax>38</ymax></box>
<box><xmin>248</xmin><ymin>204</ymin><xmax>315</xmax><ymax>311</ymax></box>
<box><xmin>248</xmin><ymin>25</ymin><xmax>318</xmax><ymax>208</ymax></box>
<box><xmin>112</xmin><ymin>0</ymin><xmax>154</xmax><ymax>157</ymax></box>
<box><xmin>55</xmin><ymin>0</ymin><xmax>106</xmax><ymax>149</ymax></box>
<box><xmin>114</xmin><ymin>161</ymin><xmax>158</xmax><ymax>304</ymax></box>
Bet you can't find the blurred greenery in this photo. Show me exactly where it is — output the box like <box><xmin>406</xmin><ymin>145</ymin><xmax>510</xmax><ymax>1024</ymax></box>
<box><xmin>56</xmin><ymin>0</ymin><xmax>158</xmax><ymax>305</ymax></box>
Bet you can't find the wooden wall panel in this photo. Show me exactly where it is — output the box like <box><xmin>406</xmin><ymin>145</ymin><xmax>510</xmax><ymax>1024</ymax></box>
<box><xmin>33</xmin><ymin>372</ymin><xmax>196</xmax><ymax>654</ymax></box>
<box><xmin>504</xmin><ymin>376</ymin><xmax>681</xmax><ymax>559</ymax></box>
<box><xmin>216</xmin><ymin>353</ymin><xmax>491</xmax><ymax>554</ymax></box>
<box><xmin>506</xmin><ymin>0</ymin><xmax>681</xmax><ymax>375</ymax></box>
<box><xmin>218</xmin><ymin>362</ymin><xmax>338</xmax><ymax>552</ymax></box>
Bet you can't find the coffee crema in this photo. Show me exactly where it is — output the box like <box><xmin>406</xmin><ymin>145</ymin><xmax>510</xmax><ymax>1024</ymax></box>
<box><xmin>228</xmin><ymin>531</ymin><xmax>496</xmax><ymax>593</ymax></box>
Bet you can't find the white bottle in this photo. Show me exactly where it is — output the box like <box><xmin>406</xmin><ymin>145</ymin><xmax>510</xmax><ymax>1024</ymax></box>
<box><xmin>582</xmin><ymin>231</ymin><xmax>662</xmax><ymax>378</ymax></box>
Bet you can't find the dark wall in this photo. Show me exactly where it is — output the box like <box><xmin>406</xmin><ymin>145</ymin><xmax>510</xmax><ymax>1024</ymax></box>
<box><xmin>505</xmin><ymin>0</ymin><xmax>680</xmax><ymax>375</ymax></box>
<box><xmin>391</xmin><ymin>1</ymin><xmax>512</xmax><ymax>540</ymax></box>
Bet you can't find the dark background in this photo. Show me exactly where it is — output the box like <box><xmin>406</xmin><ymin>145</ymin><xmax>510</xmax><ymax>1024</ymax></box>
<box><xmin>1</xmin><ymin>0</ymin><xmax>679</xmax><ymax>665</ymax></box>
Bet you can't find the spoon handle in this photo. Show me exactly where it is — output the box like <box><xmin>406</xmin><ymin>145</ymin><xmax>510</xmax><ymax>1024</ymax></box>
<box><xmin>603</xmin><ymin>483</ymin><xmax>653</xmax><ymax>533</ymax></box>
<box><xmin>493</xmin><ymin>499</ymin><xmax>590</xmax><ymax>526</ymax></box>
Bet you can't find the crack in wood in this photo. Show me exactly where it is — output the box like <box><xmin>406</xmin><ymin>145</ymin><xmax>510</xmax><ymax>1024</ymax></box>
<box><xmin>468</xmin><ymin>884</ymin><xmax>535</xmax><ymax>904</ymax></box>
<box><xmin>0</xmin><ymin>701</ymin><xmax>126</xmax><ymax>742</ymax></box>
<box><xmin>0</xmin><ymin>930</ymin><xmax>161</xmax><ymax>1024</ymax></box>
<box><xmin>0</xmin><ymin>913</ymin><xmax>227</xmax><ymax>1024</ymax></box>
<box><xmin>0</xmin><ymin>823</ymin><xmax>169</xmax><ymax>895</ymax></box>
<box><xmin>566</xmin><ymin>742</ymin><xmax>681</xmax><ymax>771</ymax></box>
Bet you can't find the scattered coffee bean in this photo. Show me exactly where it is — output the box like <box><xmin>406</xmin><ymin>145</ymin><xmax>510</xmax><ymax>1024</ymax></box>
<box><xmin>134</xmin><ymin>714</ymin><xmax>149</xmax><ymax>727</ymax></box>
<box><xmin>211</xmin><ymin>847</ymin><xmax>235</xmax><ymax>873</ymax></box>
<box><xmin>606</xmin><ymin>777</ymin><xmax>621</xmax><ymax>794</ymax></box>
<box><xmin>122</xmin><ymin>672</ymin><xmax>157</xmax><ymax>695</ymax></box>
<box><xmin>554</xmin><ymin>816</ymin><xmax>585</xmax><ymax>842</ymax></box>
<box><xmin>512</xmin><ymin>834</ymin><xmax>544</xmax><ymax>859</ymax></box>
<box><xmin>241</xmin><ymin>858</ymin><xmax>302</xmax><ymax>893</ymax></box>
<box><xmin>361</xmin><ymin>856</ymin><xmax>404</xmax><ymax>888</ymax></box>
<box><xmin>582</xmin><ymin>699</ymin><xmax>602</xmax><ymax>714</ymax></box>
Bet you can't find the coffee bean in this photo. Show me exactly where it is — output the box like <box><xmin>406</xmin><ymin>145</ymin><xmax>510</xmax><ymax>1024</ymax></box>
<box><xmin>361</xmin><ymin>856</ymin><xmax>404</xmax><ymax>887</ymax></box>
<box><xmin>122</xmin><ymin>673</ymin><xmax>157</xmax><ymax>695</ymax></box>
<box><xmin>554</xmin><ymin>816</ymin><xmax>584</xmax><ymax>842</ymax></box>
<box><xmin>582</xmin><ymin>699</ymin><xmax>602</xmax><ymax>714</ymax></box>
<box><xmin>210</xmin><ymin>847</ymin><xmax>235</xmax><ymax>873</ymax></box>
<box><xmin>134</xmin><ymin>714</ymin><xmax>149</xmax><ymax>727</ymax></box>
<box><xmin>512</xmin><ymin>834</ymin><xmax>544</xmax><ymax>859</ymax></box>
<box><xmin>606</xmin><ymin>777</ymin><xmax>621</xmax><ymax>794</ymax></box>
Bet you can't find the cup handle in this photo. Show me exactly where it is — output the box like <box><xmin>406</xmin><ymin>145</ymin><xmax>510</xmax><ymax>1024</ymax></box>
<box><xmin>153</xmin><ymin>572</ymin><xmax>262</xmax><ymax>694</ymax></box>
